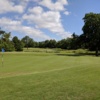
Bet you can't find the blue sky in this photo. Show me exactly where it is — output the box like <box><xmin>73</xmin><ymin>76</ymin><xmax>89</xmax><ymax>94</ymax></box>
<box><xmin>0</xmin><ymin>0</ymin><xmax>100</xmax><ymax>41</ymax></box>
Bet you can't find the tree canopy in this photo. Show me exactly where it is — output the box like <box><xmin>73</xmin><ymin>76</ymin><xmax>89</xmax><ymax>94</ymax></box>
<box><xmin>0</xmin><ymin>29</ymin><xmax>15</xmax><ymax>51</ymax></box>
<box><xmin>82</xmin><ymin>12</ymin><xmax>100</xmax><ymax>56</ymax></box>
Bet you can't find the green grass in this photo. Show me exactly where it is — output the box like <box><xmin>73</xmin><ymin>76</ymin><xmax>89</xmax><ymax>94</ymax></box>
<box><xmin>0</xmin><ymin>50</ymin><xmax>100</xmax><ymax>100</ymax></box>
<box><xmin>23</xmin><ymin>48</ymin><xmax>59</xmax><ymax>53</ymax></box>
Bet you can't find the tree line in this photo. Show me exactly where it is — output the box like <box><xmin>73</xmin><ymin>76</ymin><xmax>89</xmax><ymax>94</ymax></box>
<box><xmin>0</xmin><ymin>12</ymin><xmax>100</xmax><ymax>56</ymax></box>
<box><xmin>0</xmin><ymin>31</ymin><xmax>81</xmax><ymax>51</ymax></box>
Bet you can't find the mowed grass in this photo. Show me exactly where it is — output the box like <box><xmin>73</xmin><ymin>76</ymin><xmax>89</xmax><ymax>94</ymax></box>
<box><xmin>0</xmin><ymin>51</ymin><xmax>100</xmax><ymax>100</ymax></box>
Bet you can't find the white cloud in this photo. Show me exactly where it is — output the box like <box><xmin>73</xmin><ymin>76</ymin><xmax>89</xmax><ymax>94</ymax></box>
<box><xmin>23</xmin><ymin>6</ymin><xmax>71</xmax><ymax>38</ymax></box>
<box><xmin>58</xmin><ymin>0</ymin><xmax>68</xmax><ymax>5</ymax></box>
<box><xmin>64</xmin><ymin>11</ymin><xmax>70</xmax><ymax>15</ymax></box>
<box><xmin>28</xmin><ymin>6</ymin><xmax>43</xmax><ymax>14</ymax></box>
<box><xmin>39</xmin><ymin>0</ymin><xmax>68</xmax><ymax>11</ymax></box>
<box><xmin>0</xmin><ymin>17</ymin><xmax>21</xmax><ymax>26</ymax></box>
<box><xmin>0</xmin><ymin>0</ymin><xmax>25</xmax><ymax>14</ymax></box>
<box><xmin>19</xmin><ymin>26</ymin><xmax>50</xmax><ymax>40</ymax></box>
<box><xmin>0</xmin><ymin>0</ymin><xmax>71</xmax><ymax>41</ymax></box>
<box><xmin>0</xmin><ymin>17</ymin><xmax>50</xmax><ymax>40</ymax></box>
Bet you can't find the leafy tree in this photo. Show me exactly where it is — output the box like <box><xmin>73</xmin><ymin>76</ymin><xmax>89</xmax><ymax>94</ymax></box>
<box><xmin>44</xmin><ymin>40</ymin><xmax>56</xmax><ymax>48</ymax></box>
<box><xmin>78</xmin><ymin>34</ymin><xmax>86</xmax><ymax>49</ymax></box>
<box><xmin>38</xmin><ymin>41</ymin><xmax>45</xmax><ymax>48</ymax></box>
<box><xmin>82</xmin><ymin>12</ymin><xmax>100</xmax><ymax>56</ymax></box>
<box><xmin>0</xmin><ymin>29</ymin><xmax>5</xmax><ymax>50</ymax></box>
<box><xmin>21</xmin><ymin>36</ymin><xmax>35</xmax><ymax>49</ymax></box>
<box><xmin>49</xmin><ymin>40</ymin><xmax>57</xmax><ymax>48</ymax></box>
<box><xmin>57</xmin><ymin>39</ymin><xmax>70</xmax><ymax>49</ymax></box>
<box><xmin>0</xmin><ymin>29</ymin><xmax>15</xmax><ymax>51</ymax></box>
<box><xmin>70</xmin><ymin>33</ymin><xmax>80</xmax><ymax>49</ymax></box>
<box><xmin>12</xmin><ymin>36</ymin><xmax>23</xmax><ymax>51</ymax></box>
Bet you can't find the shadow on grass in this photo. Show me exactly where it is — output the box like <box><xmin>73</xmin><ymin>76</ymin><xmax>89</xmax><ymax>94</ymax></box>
<box><xmin>56</xmin><ymin>53</ymin><xmax>99</xmax><ymax>57</ymax></box>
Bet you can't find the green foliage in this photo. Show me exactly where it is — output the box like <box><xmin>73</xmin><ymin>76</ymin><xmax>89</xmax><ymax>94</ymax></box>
<box><xmin>12</xmin><ymin>36</ymin><xmax>23</xmax><ymax>51</ymax></box>
<box><xmin>82</xmin><ymin>12</ymin><xmax>100</xmax><ymax>56</ymax></box>
<box><xmin>2</xmin><ymin>41</ymin><xmax>15</xmax><ymax>51</ymax></box>
<box><xmin>44</xmin><ymin>39</ymin><xmax>57</xmax><ymax>48</ymax></box>
<box><xmin>21</xmin><ymin>36</ymin><xmax>36</xmax><ymax>48</ymax></box>
<box><xmin>0</xmin><ymin>30</ymin><xmax>15</xmax><ymax>51</ymax></box>
<box><xmin>56</xmin><ymin>34</ymin><xmax>79</xmax><ymax>50</ymax></box>
<box><xmin>0</xmin><ymin>29</ymin><xmax>83</xmax><ymax>52</ymax></box>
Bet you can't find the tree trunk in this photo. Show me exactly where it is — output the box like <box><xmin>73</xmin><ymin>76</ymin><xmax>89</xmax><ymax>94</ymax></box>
<box><xmin>96</xmin><ymin>47</ymin><xmax>99</xmax><ymax>56</ymax></box>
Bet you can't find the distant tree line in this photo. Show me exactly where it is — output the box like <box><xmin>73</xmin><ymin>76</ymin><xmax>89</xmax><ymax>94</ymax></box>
<box><xmin>0</xmin><ymin>30</ymin><xmax>83</xmax><ymax>51</ymax></box>
<box><xmin>0</xmin><ymin>12</ymin><xmax>100</xmax><ymax>56</ymax></box>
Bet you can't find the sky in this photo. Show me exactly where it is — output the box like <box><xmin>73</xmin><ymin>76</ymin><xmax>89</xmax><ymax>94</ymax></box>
<box><xmin>0</xmin><ymin>0</ymin><xmax>100</xmax><ymax>41</ymax></box>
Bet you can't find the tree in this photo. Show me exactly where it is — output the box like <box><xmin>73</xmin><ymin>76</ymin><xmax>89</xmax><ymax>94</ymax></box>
<box><xmin>44</xmin><ymin>40</ymin><xmax>56</xmax><ymax>48</ymax></box>
<box><xmin>38</xmin><ymin>41</ymin><xmax>45</xmax><ymax>48</ymax></box>
<box><xmin>0</xmin><ymin>29</ymin><xmax>5</xmax><ymax>50</ymax></box>
<box><xmin>82</xmin><ymin>13</ymin><xmax>100</xmax><ymax>56</ymax></box>
<box><xmin>12</xmin><ymin>36</ymin><xmax>23</xmax><ymax>51</ymax></box>
<box><xmin>70</xmin><ymin>33</ymin><xmax>79</xmax><ymax>49</ymax></box>
<box><xmin>21</xmin><ymin>36</ymin><xmax>35</xmax><ymax>49</ymax></box>
<box><xmin>49</xmin><ymin>40</ymin><xmax>56</xmax><ymax>48</ymax></box>
<box><xmin>57</xmin><ymin>39</ymin><xmax>70</xmax><ymax>49</ymax></box>
<box><xmin>0</xmin><ymin>29</ymin><xmax>15</xmax><ymax>51</ymax></box>
<box><xmin>78</xmin><ymin>34</ymin><xmax>86</xmax><ymax>49</ymax></box>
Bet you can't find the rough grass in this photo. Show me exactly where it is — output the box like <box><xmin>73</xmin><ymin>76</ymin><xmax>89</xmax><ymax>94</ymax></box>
<box><xmin>0</xmin><ymin>50</ymin><xmax>100</xmax><ymax>100</ymax></box>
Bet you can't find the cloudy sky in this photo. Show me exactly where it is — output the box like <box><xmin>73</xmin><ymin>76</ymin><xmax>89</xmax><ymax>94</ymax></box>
<box><xmin>0</xmin><ymin>0</ymin><xmax>100</xmax><ymax>41</ymax></box>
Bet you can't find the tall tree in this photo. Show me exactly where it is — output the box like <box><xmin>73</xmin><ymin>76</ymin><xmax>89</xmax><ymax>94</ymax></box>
<box><xmin>44</xmin><ymin>40</ymin><xmax>56</xmax><ymax>48</ymax></box>
<box><xmin>0</xmin><ymin>29</ymin><xmax>15</xmax><ymax>51</ymax></box>
<box><xmin>21</xmin><ymin>36</ymin><xmax>35</xmax><ymax>49</ymax></box>
<box><xmin>82</xmin><ymin>13</ymin><xmax>100</xmax><ymax>56</ymax></box>
<box><xmin>70</xmin><ymin>33</ymin><xmax>79</xmax><ymax>49</ymax></box>
<box><xmin>57</xmin><ymin>39</ymin><xmax>70</xmax><ymax>49</ymax></box>
<box><xmin>12</xmin><ymin>36</ymin><xmax>23</xmax><ymax>51</ymax></box>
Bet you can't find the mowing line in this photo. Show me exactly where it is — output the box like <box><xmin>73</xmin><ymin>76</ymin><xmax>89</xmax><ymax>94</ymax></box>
<box><xmin>0</xmin><ymin>63</ymin><xmax>89</xmax><ymax>79</ymax></box>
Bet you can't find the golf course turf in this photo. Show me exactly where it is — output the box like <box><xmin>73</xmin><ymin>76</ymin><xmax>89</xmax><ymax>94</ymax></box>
<box><xmin>0</xmin><ymin>51</ymin><xmax>100</xmax><ymax>100</ymax></box>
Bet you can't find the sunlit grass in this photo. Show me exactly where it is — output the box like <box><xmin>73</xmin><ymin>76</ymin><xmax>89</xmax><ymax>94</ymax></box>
<box><xmin>0</xmin><ymin>50</ymin><xmax>100</xmax><ymax>100</ymax></box>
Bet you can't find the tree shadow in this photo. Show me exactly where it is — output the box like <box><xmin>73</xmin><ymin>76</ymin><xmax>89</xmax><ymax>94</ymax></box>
<box><xmin>56</xmin><ymin>53</ymin><xmax>99</xmax><ymax>57</ymax></box>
